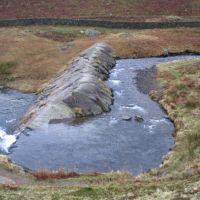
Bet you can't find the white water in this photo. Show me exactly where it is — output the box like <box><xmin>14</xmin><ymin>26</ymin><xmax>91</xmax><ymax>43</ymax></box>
<box><xmin>0</xmin><ymin>128</ymin><xmax>16</xmax><ymax>153</ymax></box>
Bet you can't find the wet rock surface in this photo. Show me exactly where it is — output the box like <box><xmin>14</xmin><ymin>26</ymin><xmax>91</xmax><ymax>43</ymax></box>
<box><xmin>122</xmin><ymin>115</ymin><xmax>132</xmax><ymax>121</ymax></box>
<box><xmin>135</xmin><ymin>115</ymin><xmax>144</xmax><ymax>123</ymax></box>
<box><xmin>17</xmin><ymin>43</ymin><xmax>115</xmax><ymax>130</ymax></box>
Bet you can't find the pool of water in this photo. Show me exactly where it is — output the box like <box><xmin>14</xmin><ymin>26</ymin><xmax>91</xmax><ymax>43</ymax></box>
<box><xmin>1</xmin><ymin>55</ymin><xmax>199</xmax><ymax>174</ymax></box>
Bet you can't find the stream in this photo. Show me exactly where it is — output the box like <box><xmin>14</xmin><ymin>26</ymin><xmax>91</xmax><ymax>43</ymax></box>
<box><xmin>0</xmin><ymin>55</ymin><xmax>199</xmax><ymax>175</ymax></box>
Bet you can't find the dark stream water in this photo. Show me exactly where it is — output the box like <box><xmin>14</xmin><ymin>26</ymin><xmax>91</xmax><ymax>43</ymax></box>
<box><xmin>0</xmin><ymin>56</ymin><xmax>199</xmax><ymax>174</ymax></box>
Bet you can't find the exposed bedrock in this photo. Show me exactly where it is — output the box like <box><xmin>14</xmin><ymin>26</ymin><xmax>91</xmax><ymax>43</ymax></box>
<box><xmin>18</xmin><ymin>43</ymin><xmax>115</xmax><ymax>130</ymax></box>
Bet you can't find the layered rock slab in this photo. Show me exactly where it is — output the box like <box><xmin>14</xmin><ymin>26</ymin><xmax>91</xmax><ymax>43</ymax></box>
<box><xmin>18</xmin><ymin>43</ymin><xmax>115</xmax><ymax>130</ymax></box>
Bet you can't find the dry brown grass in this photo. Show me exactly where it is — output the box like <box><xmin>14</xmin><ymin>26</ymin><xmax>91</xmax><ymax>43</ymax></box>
<box><xmin>0</xmin><ymin>27</ymin><xmax>86</xmax><ymax>91</ymax></box>
<box><xmin>31</xmin><ymin>170</ymin><xmax>80</xmax><ymax>180</ymax></box>
<box><xmin>0</xmin><ymin>184</ymin><xmax>19</xmax><ymax>191</ymax></box>
<box><xmin>31</xmin><ymin>170</ymin><xmax>100</xmax><ymax>180</ymax></box>
<box><xmin>156</xmin><ymin>59</ymin><xmax>200</xmax><ymax>172</ymax></box>
<box><xmin>0</xmin><ymin>26</ymin><xmax>200</xmax><ymax>92</ymax></box>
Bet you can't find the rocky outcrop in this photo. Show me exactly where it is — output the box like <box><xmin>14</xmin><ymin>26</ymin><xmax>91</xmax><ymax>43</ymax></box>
<box><xmin>18</xmin><ymin>43</ymin><xmax>115</xmax><ymax>130</ymax></box>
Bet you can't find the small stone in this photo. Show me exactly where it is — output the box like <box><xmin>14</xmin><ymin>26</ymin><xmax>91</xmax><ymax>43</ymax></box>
<box><xmin>134</xmin><ymin>115</ymin><xmax>144</xmax><ymax>122</ymax></box>
<box><xmin>122</xmin><ymin>115</ymin><xmax>132</xmax><ymax>121</ymax></box>
<box><xmin>193</xmin><ymin>187</ymin><xmax>198</xmax><ymax>192</ymax></box>
<box><xmin>84</xmin><ymin>29</ymin><xmax>101</xmax><ymax>37</ymax></box>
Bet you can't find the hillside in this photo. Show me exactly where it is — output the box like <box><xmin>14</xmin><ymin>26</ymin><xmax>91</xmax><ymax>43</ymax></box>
<box><xmin>0</xmin><ymin>0</ymin><xmax>200</xmax><ymax>22</ymax></box>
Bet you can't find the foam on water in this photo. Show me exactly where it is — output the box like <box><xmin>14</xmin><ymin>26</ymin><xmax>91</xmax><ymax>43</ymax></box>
<box><xmin>110</xmin><ymin>80</ymin><xmax>122</xmax><ymax>86</ymax></box>
<box><xmin>112</xmin><ymin>71</ymin><xmax>119</xmax><ymax>78</ymax></box>
<box><xmin>119</xmin><ymin>105</ymin><xmax>146</xmax><ymax>113</ymax></box>
<box><xmin>150</xmin><ymin>118</ymin><xmax>170</xmax><ymax>124</ymax></box>
<box><xmin>0</xmin><ymin>128</ymin><xmax>16</xmax><ymax>153</ymax></box>
<box><xmin>109</xmin><ymin>117</ymin><xmax>119</xmax><ymax>126</ymax></box>
<box><xmin>145</xmin><ymin>118</ymin><xmax>172</xmax><ymax>134</ymax></box>
<box><xmin>114</xmin><ymin>91</ymin><xmax>123</xmax><ymax>97</ymax></box>
<box><xmin>6</xmin><ymin>119</ymin><xmax>16</xmax><ymax>124</ymax></box>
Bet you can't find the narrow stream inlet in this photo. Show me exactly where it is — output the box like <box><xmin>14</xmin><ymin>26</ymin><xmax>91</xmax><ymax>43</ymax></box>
<box><xmin>1</xmin><ymin>56</ymin><xmax>199</xmax><ymax>175</ymax></box>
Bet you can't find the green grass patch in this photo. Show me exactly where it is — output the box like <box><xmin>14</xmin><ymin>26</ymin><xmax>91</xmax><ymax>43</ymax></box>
<box><xmin>28</xmin><ymin>25</ymin><xmax>127</xmax><ymax>42</ymax></box>
<box><xmin>0</xmin><ymin>61</ymin><xmax>17</xmax><ymax>85</ymax></box>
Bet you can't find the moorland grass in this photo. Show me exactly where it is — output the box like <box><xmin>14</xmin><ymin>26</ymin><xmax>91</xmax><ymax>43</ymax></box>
<box><xmin>156</xmin><ymin>59</ymin><xmax>200</xmax><ymax>171</ymax></box>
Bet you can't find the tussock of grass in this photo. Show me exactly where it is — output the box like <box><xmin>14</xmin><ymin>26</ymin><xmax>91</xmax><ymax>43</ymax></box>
<box><xmin>0</xmin><ymin>61</ymin><xmax>14</xmax><ymax>74</ymax></box>
<box><xmin>31</xmin><ymin>170</ymin><xmax>80</xmax><ymax>180</ymax></box>
<box><xmin>31</xmin><ymin>170</ymin><xmax>100</xmax><ymax>180</ymax></box>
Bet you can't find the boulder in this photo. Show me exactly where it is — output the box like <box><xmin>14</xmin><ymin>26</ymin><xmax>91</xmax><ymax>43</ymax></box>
<box><xmin>17</xmin><ymin>43</ymin><xmax>115</xmax><ymax>130</ymax></box>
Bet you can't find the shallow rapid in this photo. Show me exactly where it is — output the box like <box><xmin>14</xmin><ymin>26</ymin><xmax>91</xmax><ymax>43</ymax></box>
<box><xmin>1</xmin><ymin>55</ymin><xmax>199</xmax><ymax>174</ymax></box>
